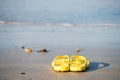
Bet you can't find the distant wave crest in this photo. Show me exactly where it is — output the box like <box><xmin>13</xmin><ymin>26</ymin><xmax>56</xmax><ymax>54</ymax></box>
<box><xmin>0</xmin><ymin>20</ymin><xmax>120</xmax><ymax>27</ymax></box>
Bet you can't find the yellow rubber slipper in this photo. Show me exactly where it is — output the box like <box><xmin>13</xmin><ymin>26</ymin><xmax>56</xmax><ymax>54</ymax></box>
<box><xmin>51</xmin><ymin>55</ymin><xmax>69</xmax><ymax>72</ymax></box>
<box><xmin>70</xmin><ymin>55</ymin><xmax>89</xmax><ymax>71</ymax></box>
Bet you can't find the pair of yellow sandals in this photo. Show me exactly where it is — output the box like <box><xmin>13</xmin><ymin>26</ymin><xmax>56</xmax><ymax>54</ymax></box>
<box><xmin>51</xmin><ymin>55</ymin><xmax>89</xmax><ymax>72</ymax></box>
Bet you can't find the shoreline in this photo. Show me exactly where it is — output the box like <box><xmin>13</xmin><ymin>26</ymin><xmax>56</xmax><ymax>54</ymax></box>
<box><xmin>0</xmin><ymin>20</ymin><xmax>120</xmax><ymax>27</ymax></box>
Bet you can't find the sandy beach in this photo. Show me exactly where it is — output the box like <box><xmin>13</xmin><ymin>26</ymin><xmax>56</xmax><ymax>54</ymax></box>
<box><xmin>0</xmin><ymin>23</ymin><xmax>120</xmax><ymax>80</ymax></box>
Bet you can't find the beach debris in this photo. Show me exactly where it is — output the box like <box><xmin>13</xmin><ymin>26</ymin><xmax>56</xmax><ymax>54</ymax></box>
<box><xmin>25</xmin><ymin>48</ymin><xmax>32</xmax><ymax>53</ymax></box>
<box><xmin>21</xmin><ymin>46</ymin><xmax>25</xmax><ymax>49</ymax></box>
<box><xmin>21</xmin><ymin>72</ymin><xmax>26</xmax><ymax>75</ymax></box>
<box><xmin>37</xmin><ymin>48</ymin><xmax>48</xmax><ymax>53</ymax></box>
<box><xmin>75</xmin><ymin>48</ymin><xmax>80</xmax><ymax>53</ymax></box>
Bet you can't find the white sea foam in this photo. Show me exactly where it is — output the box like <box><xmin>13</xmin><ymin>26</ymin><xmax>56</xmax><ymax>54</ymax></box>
<box><xmin>0</xmin><ymin>20</ymin><xmax>120</xmax><ymax>27</ymax></box>
<box><xmin>0</xmin><ymin>20</ymin><xmax>6</xmax><ymax>24</ymax></box>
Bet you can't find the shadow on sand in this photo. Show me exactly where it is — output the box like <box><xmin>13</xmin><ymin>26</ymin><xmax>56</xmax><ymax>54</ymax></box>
<box><xmin>86</xmin><ymin>62</ymin><xmax>110</xmax><ymax>72</ymax></box>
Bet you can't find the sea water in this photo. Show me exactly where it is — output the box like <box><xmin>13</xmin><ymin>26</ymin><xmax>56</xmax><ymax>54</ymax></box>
<box><xmin>0</xmin><ymin>0</ymin><xmax>120</xmax><ymax>51</ymax></box>
<box><xmin>0</xmin><ymin>0</ymin><xmax>120</xmax><ymax>24</ymax></box>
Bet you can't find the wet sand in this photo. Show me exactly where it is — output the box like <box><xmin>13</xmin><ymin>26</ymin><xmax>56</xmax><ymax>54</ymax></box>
<box><xmin>0</xmin><ymin>24</ymin><xmax>120</xmax><ymax>80</ymax></box>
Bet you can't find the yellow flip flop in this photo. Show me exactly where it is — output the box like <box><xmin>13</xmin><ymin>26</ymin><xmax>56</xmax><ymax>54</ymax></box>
<box><xmin>51</xmin><ymin>55</ymin><xmax>69</xmax><ymax>72</ymax></box>
<box><xmin>70</xmin><ymin>55</ymin><xmax>89</xmax><ymax>71</ymax></box>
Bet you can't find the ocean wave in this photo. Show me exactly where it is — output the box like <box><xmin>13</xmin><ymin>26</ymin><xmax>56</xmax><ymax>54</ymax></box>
<box><xmin>0</xmin><ymin>20</ymin><xmax>120</xmax><ymax>27</ymax></box>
